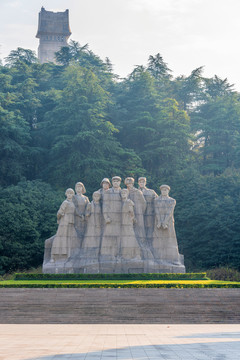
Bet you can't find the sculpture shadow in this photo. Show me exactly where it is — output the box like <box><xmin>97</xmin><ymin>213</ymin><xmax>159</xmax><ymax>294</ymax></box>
<box><xmin>177</xmin><ymin>331</ymin><xmax>240</xmax><ymax>339</ymax></box>
<box><xmin>25</xmin><ymin>340</ymin><xmax>240</xmax><ymax>360</ymax></box>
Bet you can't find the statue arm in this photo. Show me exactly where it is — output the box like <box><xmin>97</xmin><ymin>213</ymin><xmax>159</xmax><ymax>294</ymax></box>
<box><xmin>102</xmin><ymin>204</ymin><xmax>111</xmax><ymax>224</ymax></box>
<box><xmin>163</xmin><ymin>199</ymin><xmax>176</xmax><ymax>228</ymax></box>
<box><xmin>129</xmin><ymin>200</ymin><xmax>136</xmax><ymax>223</ymax></box>
<box><xmin>86</xmin><ymin>196</ymin><xmax>90</xmax><ymax>203</ymax></box>
<box><xmin>154</xmin><ymin>200</ymin><xmax>161</xmax><ymax>228</ymax></box>
<box><xmin>138</xmin><ymin>191</ymin><xmax>147</xmax><ymax>212</ymax></box>
<box><xmin>57</xmin><ymin>200</ymin><xmax>68</xmax><ymax>223</ymax></box>
<box><xmin>85</xmin><ymin>202</ymin><xmax>92</xmax><ymax>218</ymax></box>
<box><xmin>81</xmin><ymin>196</ymin><xmax>90</xmax><ymax>220</ymax></box>
<box><xmin>153</xmin><ymin>190</ymin><xmax>158</xmax><ymax>199</ymax></box>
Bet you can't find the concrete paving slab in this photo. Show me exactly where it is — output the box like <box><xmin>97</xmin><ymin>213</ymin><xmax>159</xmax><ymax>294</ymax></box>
<box><xmin>0</xmin><ymin>325</ymin><xmax>239</xmax><ymax>360</ymax></box>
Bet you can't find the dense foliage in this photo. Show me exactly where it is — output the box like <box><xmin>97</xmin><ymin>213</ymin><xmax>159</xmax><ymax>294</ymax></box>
<box><xmin>0</xmin><ymin>43</ymin><xmax>240</xmax><ymax>273</ymax></box>
<box><xmin>14</xmin><ymin>272</ymin><xmax>207</xmax><ymax>281</ymax></box>
<box><xmin>0</xmin><ymin>181</ymin><xmax>62</xmax><ymax>274</ymax></box>
<box><xmin>206</xmin><ymin>267</ymin><xmax>240</xmax><ymax>282</ymax></box>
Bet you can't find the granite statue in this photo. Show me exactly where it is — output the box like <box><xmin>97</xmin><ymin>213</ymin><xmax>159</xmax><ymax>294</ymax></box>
<box><xmin>120</xmin><ymin>188</ymin><xmax>141</xmax><ymax>262</ymax></box>
<box><xmin>153</xmin><ymin>185</ymin><xmax>182</xmax><ymax>265</ymax></box>
<box><xmin>73</xmin><ymin>182</ymin><xmax>89</xmax><ymax>243</ymax></box>
<box><xmin>138</xmin><ymin>177</ymin><xmax>158</xmax><ymax>240</ymax></box>
<box><xmin>43</xmin><ymin>177</ymin><xmax>185</xmax><ymax>273</ymax></box>
<box><xmin>50</xmin><ymin>188</ymin><xmax>80</xmax><ymax>263</ymax></box>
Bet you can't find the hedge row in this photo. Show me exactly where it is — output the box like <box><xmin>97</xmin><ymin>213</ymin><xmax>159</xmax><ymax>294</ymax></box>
<box><xmin>14</xmin><ymin>272</ymin><xmax>208</xmax><ymax>281</ymax></box>
<box><xmin>0</xmin><ymin>283</ymin><xmax>239</xmax><ymax>288</ymax></box>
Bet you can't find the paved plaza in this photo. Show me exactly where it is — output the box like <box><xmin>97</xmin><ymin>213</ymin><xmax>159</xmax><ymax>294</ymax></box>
<box><xmin>0</xmin><ymin>324</ymin><xmax>239</xmax><ymax>360</ymax></box>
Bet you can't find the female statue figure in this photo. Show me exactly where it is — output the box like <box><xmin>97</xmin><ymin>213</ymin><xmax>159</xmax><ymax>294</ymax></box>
<box><xmin>81</xmin><ymin>191</ymin><xmax>102</xmax><ymax>257</ymax></box>
<box><xmin>72</xmin><ymin>182</ymin><xmax>89</xmax><ymax>244</ymax></box>
<box><xmin>51</xmin><ymin>188</ymin><xmax>80</xmax><ymax>262</ymax></box>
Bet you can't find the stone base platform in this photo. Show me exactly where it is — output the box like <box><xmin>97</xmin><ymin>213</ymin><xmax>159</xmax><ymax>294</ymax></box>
<box><xmin>43</xmin><ymin>257</ymin><xmax>185</xmax><ymax>274</ymax></box>
<box><xmin>0</xmin><ymin>288</ymin><xmax>239</xmax><ymax>324</ymax></box>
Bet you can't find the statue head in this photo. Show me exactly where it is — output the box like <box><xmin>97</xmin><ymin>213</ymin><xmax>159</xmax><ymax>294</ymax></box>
<box><xmin>138</xmin><ymin>177</ymin><xmax>147</xmax><ymax>189</ymax></box>
<box><xmin>100</xmin><ymin>178</ymin><xmax>111</xmax><ymax>191</ymax></box>
<box><xmin>75</xmin><ymin>182</ymin><xmax>86</xmax><ymax>195</ymax></box>
<box><xmin>65</xmin><ymin>188</ymin><xmax>75</xmax><ymax>200</ymax></box>
<box><xmin>124</xmin><ymin>177</ymin><xmax>135</xmax><ymax>190</ymax></box>
<box><xmin>121</xmin><ymin>188</ymin><xmax>129</xmax><ymax>200</ymax></box>
<box><xmin>160</xmin><ymin>184</ymin><xmax>170</xmax><ymax>197</ymax></box>
<box><xmin>93</xmin><ymin>191</ymin><xmax>101</xmax><ymax>203</ymax></box>
<box><xmin>111</xmin><ymin>176</ymin><xmax>121</xmax><ymax>189</ymax></box>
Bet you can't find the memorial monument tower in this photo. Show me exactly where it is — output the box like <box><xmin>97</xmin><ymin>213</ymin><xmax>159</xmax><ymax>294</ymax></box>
<box><xmin>36</xmin><ymin>7</ymin><xmax>71</xmax><ymax>63</ymax></box>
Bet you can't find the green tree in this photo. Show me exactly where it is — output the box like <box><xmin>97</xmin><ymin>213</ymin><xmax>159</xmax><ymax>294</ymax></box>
<box><xmin>0</xmin><ymin>106</ymin><xmax>30</xmax><ymax>185</ymax></box>
<box><xmin>147</xmin><ymin>53</ymin><xmax>172</xmax><ymax>80</ymax></box>
<box><xmin>174</xmin><ymin>169</ymin><xmax>240</xmax><ymax>270</ymax></box>
<box><xmin>55</xmin><ymin>40</ymin><xmax>89</xmax><ymax>66</ymax></box>
<box><xmin>38</xmin><ymin>64</ymin><xmax>143</xmax><ymax>194</ymax></box>
<box><xmin>172</xmin><ymin>67</ymin><xmax>204</xmax><ymax>111</ymax></box>
<box><xmin>204</xmin><ymin>75</ymin><xmax>234</xmax><ymax>99</ymax></box>
<box><xmin>55</xmin><ymin>40</ymin><xmax>113</xmax><ymax>88</ymax></box>
<box><xmin>192</xmin><ymin>94</ymin><xmax>240</xmax><ymax>175</ymax></box>
<box><xmin>112</xmin><ymin>67</ymin><xmax>190</xmax><ymax>183</ymax></box>
<box><xmin>0</xmin><ymin>180</ymin><xmax>63</xmax><ymax>274</ymax></box>
<box><xmin>5</xmin><ymin>48</ymin><xmax>38</xmax><ymax>67</ymax></box>
<box><xmin>0</xmin><ymin>68</ymin><xmax>33</xmax><ymax>185</ymax></box>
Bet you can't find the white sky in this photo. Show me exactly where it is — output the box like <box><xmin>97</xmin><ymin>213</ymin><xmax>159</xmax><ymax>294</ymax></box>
<box><xmin>0</xmin><ymin>0</ymin><xmax>240</xmax><ymax>89</ymax></box>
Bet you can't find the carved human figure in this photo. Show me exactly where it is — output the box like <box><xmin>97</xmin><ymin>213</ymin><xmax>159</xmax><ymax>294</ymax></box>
<box><xmin>81</xmin><ymin>191</ymin><xmax>102</xmax><ymax>262</ymax></box>
<box><xmin>50</xmin><ymin>188</ymin><xmax>80</xmax><ymax>262</ymax></box>
<box><xmin>124</xmin><ymin>177</ymin><xmax>147</xmax><ymax>241</ymax></box>
<box><xmin>152</xmin><ymin>185</ymin><xmax>181</xmax><ymax>264</ymax></box>
<box><xmin>97</xmin><ymin>178</ymin><xmax>111</xmax><ymax>194</ymax></box>
<box><xmin>120</xmin><ymin>189</ymin><xmax>141</xmax><ymax>260</ymax></box>
<box><xmin>138</xmin><ymin>177</ymin><xmax>158</xmax><ymax>239</ymax></box>
<box><xmin>100</xmin><ymin>176</ymin><xmax>122</xmax><ymax>261</ymax></box>
<box><xmin>72</xmin><ymin>182</ymin><xmax>89</xmax><ymax>243</ymax></box>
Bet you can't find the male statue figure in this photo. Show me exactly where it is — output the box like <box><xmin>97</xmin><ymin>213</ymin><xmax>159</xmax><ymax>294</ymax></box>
<box><xmin>120</xmin><ymin>188</ymin><xmax>141</xmax><ymax>261</ymax></box>
<box><xmin>78</xmin><ymin>191</ymin><xmax>102</xmax><ymax>272</ymax></box>
<box><xmin>100</xmin><ymin>176</ymin><xmax>122</xmax><ymax>264</ymax></box>
<box><xmin>138</xmin><ymin>177</ymin><xmax>158</xmax><ymax>240</ymax></box>
<box><xmin>98</xmin><ymin>178</ymin><xmax>111</xmax><ymax>194</ymax></box>
<box><xmin>153</xmin><ymin>185</ymin><xmax>181</xmax><ymax>264</ymax></box>
<box><xmin>124</xmin><ymin>177</ymin><xmax>146</xmax><ymax>242</ymax></box>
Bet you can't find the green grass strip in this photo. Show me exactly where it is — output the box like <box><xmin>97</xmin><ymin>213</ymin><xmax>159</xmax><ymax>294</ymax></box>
<box><xmin>14</xmin><ymin>272</ymin><xmax>208</xmax><ymax>281</ymax></box>
<box><xmin>1</xmin><ymin>279</ymin><xmax>240</xmax><ymax>288</ymax></box>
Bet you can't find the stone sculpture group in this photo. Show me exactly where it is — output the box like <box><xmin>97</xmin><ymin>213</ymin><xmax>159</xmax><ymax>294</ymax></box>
<box><xmin>43</xmin><ymin>177</ymin><xmax>185</xmax><ymax>273</ymax></box>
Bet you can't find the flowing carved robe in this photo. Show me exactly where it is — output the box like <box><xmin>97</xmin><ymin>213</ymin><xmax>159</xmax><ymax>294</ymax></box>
<box><xmin>121</xmin><ymin>199</ymin><xmax>141</xmax><ymax>260</ymax></box>
<box><xmin>81</xmin><ymin>200</ymin><xmax>102</xmax><ymax>258</ymax></box>
<box><xmin>101</xmin><ymin>187</ymin><xmax>122</xmax><ymax>259</ymax></box>
<box><xmin>51</xmin><ymin>199</ymin><xmax>80</xmax><ymax>260</ymax></box>
<box><xmin>128</xmin><ymin>187</ymin><xmax>147</xmax><ymax>241</ymax></box>
<box><xmin>152</xmin><ymin>195</ymin><xmax>180</xmax><ymax>264</ymax></box>
<box><xmin>140</xmin><ymin>187</ymin><xmax>158</xmax><ymax>239</ymax></box>
<box><xmin>73</xmin><ymin>194</ymin><xmax>89</xmax><ymax>242</ymax></box>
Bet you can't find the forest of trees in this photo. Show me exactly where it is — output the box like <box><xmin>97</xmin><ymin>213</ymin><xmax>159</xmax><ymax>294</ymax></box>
<box><xmin>0</xmin><ymin>41</ymin><xmax>240</xmax><ymax>274</ymax></box>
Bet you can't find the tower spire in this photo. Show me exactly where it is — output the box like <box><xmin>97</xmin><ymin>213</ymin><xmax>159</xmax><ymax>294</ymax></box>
<box><xmin>36</xmin><ymin>7</ymin><xmax>71</xmax><ymax>63</ymax></box>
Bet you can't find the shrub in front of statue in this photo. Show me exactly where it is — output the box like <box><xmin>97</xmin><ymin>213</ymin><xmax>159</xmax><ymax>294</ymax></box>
<box><xmin>206</xmin><ymin>267</ymin><xmax>240</xmax><ymax>282</ymax></box>
<box><xmin>14</xmin><ymin>272</ymin><xmax>207</xmax><ymax>281</ymax></box>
